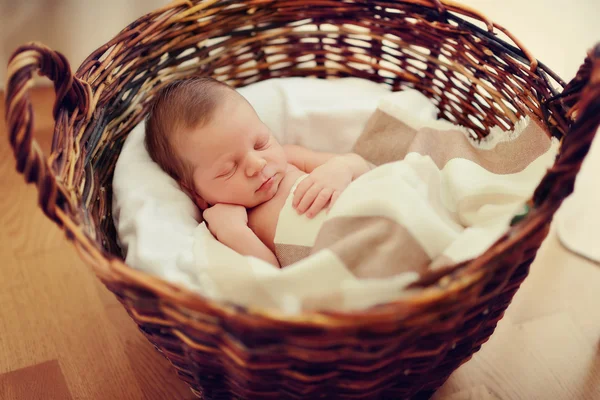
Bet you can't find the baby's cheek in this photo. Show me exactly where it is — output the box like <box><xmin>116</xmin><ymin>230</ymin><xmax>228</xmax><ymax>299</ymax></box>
<box><xmin>275</xmin><ymin>149</ymin><xmax>287</xmax><ymax>167</ymax></box>
<box><xmin>220</xmin><ymin>180</ymin><xmax>244</xmax><ymax>202</ymax></box>
<box><xmin>199</xmin><ymin>181</ymin><xmax>220</xmax><ymax>204</ymax></box>
<box><xmin>212</xmin><ymin>183</ymin><xmax>229</xmax><ymax>200</ymax></box>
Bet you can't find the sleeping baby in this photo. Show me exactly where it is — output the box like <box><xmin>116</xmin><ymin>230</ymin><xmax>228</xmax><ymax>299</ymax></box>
<box><xmin>145</xmin><ymin>77</ymin><xmax>372</xmax><ymax>268</ymax></box>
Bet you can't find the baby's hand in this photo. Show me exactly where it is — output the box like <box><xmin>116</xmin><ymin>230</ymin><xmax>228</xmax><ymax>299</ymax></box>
<box><xmin>203</xmin><ymin>203</ymin><xmax>248</xmax><ymax>240</ymax></box>
<box><xmin>293</xmin><ymin>156</ymin><xmax>355</xmax><ymax>218</ymax></box>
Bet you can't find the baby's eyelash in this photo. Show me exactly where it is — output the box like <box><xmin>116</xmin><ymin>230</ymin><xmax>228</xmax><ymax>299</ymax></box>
<box><xmin>225</xmin><ymin>165</ymin><xmax>237</xmax><ymax>177</ymax></box>
<box><xmin>228</xmin><ymin>164</ymin><xmax>238</xmax><ymax>177</ymax></box>
<box><xmin>218</xmin><ymin>164</ymin><xmax>236</xmax><ymax>178</ymax></box>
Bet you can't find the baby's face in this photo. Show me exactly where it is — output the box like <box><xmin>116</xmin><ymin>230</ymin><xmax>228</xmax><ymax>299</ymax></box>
<box><xmin>177</xmin><ymin>91</ymin><xmax>287</xmax><ymax>208</ymax></box>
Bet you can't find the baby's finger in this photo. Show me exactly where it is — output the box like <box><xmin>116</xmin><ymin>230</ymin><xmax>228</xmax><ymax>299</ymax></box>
<box><xmin>327</xmin><ymin>190</ymin><xmax>341</xmax><ymax>213</ymax></box>
<box><xmin>293</xmin><ymin>177</ymin><xmax>314</xmax><ymax>208</ymax></box>
<box><xmin>296</xmin><ymin>185</ymin><xmax>322</xmax><ymax>214</ymax></box>
<box><xmin>306</xmin><ymin>188</ymin><xmax>333</xmax><ymax>218</ymax></box>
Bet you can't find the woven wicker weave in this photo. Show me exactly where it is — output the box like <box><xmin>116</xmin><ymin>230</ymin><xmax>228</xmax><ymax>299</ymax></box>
<box><xmin>4</xmin><ymin>1</ymin><xmax>600</xmax><ymax>398</ymax></box>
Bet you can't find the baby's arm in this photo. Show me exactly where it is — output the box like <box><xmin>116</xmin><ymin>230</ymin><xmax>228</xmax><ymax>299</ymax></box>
<box><xmin>283</xmin><ymin>145</ymin><xmax>373</xmax><ymax>217</ymax></box>
<box><xmin>219</xmin><ymin>226</ymin><xmax>280</xmax><ymax>267</ymax></box>
<box><xmin>203</xmin><ymin>204</ymin><xmax>280</xmax><ymax>267</ymax></box>
<box><xmin>283</xmin><ymin>144</ymin><xmax>338</xmax><ymax>172</ymax></box>
<box><xmin>284</xmin><ymin>144</ymin><xmax>374</xmax><ymax>174</ymax></box>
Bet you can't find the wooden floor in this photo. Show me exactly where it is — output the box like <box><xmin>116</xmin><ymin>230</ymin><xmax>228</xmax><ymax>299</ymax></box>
<box><xmin>0</xmin><ymin>87</ymin><xmax>598</xmax><ymax>400</ymax></box>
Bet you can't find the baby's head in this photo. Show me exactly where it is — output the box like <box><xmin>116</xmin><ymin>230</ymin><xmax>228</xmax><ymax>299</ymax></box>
<box><xmin>145</xmin><ymin>77</ymin><xmax>287</xmax><ymax>209</ymax></box>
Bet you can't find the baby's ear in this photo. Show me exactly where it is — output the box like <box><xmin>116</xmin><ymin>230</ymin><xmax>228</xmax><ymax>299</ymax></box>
<box><xmin>180</xmin><ymin>181</ymin><xmax>208</xmax><ymax>210</ymax></box>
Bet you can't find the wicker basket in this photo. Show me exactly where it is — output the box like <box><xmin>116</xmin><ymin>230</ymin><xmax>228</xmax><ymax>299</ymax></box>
<box><xmin>5</xmin><ymin>1</ymin><xmax>600</xmax><ymax>398</ymax></box>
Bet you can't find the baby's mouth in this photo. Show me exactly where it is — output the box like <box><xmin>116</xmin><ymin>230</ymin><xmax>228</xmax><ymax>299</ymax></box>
<box><xmin>256</xmin><ymin>173</ymin><xmax>277</xmax><ymax>193</ymax></box>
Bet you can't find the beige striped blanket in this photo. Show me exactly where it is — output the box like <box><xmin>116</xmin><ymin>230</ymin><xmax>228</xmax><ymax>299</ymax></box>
<box><xmin>192</xmin><ymin>92</ymin><xmax>557</xmax><ymax>312</ymax></box>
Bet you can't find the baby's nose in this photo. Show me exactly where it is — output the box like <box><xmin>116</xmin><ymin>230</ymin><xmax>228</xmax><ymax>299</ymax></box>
<box><xmin>245</xmin><ymin>154</ymin><xmax>267</xmax><ymax>177</ymax></box>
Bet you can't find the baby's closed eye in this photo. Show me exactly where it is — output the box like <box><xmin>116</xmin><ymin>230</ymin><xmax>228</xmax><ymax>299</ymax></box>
<box><xmin>217</xmin><ymin>163</ymin><xmax>237</xmax><ymax>178</ymax></box>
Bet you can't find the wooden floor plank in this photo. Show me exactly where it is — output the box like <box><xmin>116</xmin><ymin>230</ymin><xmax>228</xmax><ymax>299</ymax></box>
<box><xmin>506</xmin><ymin>231</ymin><xmax>600</xmax><ymax>345</ymax></box>
<box><xmin>0</xmin><ymin>360</ymin><xmax>74</xmax><ymax>400</ymax></box>
<box><xmin>104</xmin><ymin>305</ymin><xmax>197</xmax><ymax>400</ymax></box>
<box><xmin>440</xmin><ymin>385</ymin><xmax>501</xmax><ymax>400</ymax></box>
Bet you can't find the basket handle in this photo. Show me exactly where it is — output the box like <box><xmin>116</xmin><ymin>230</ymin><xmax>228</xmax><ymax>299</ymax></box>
<box><xmin>4</xmin><ymin>42</ymin><xmax>91</xmax><ymax>221</ymax></box>
<box><xmin>532</xmin><ymin>43</ymin><xmax>600</xmax><ymax>210</ymax></box>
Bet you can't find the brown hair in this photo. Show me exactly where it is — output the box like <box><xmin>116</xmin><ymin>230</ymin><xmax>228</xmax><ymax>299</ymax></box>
<box><xmin>145</xmin><ymin>76</ymin><xmax>232</xmax><ymax>199</ymax></box>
